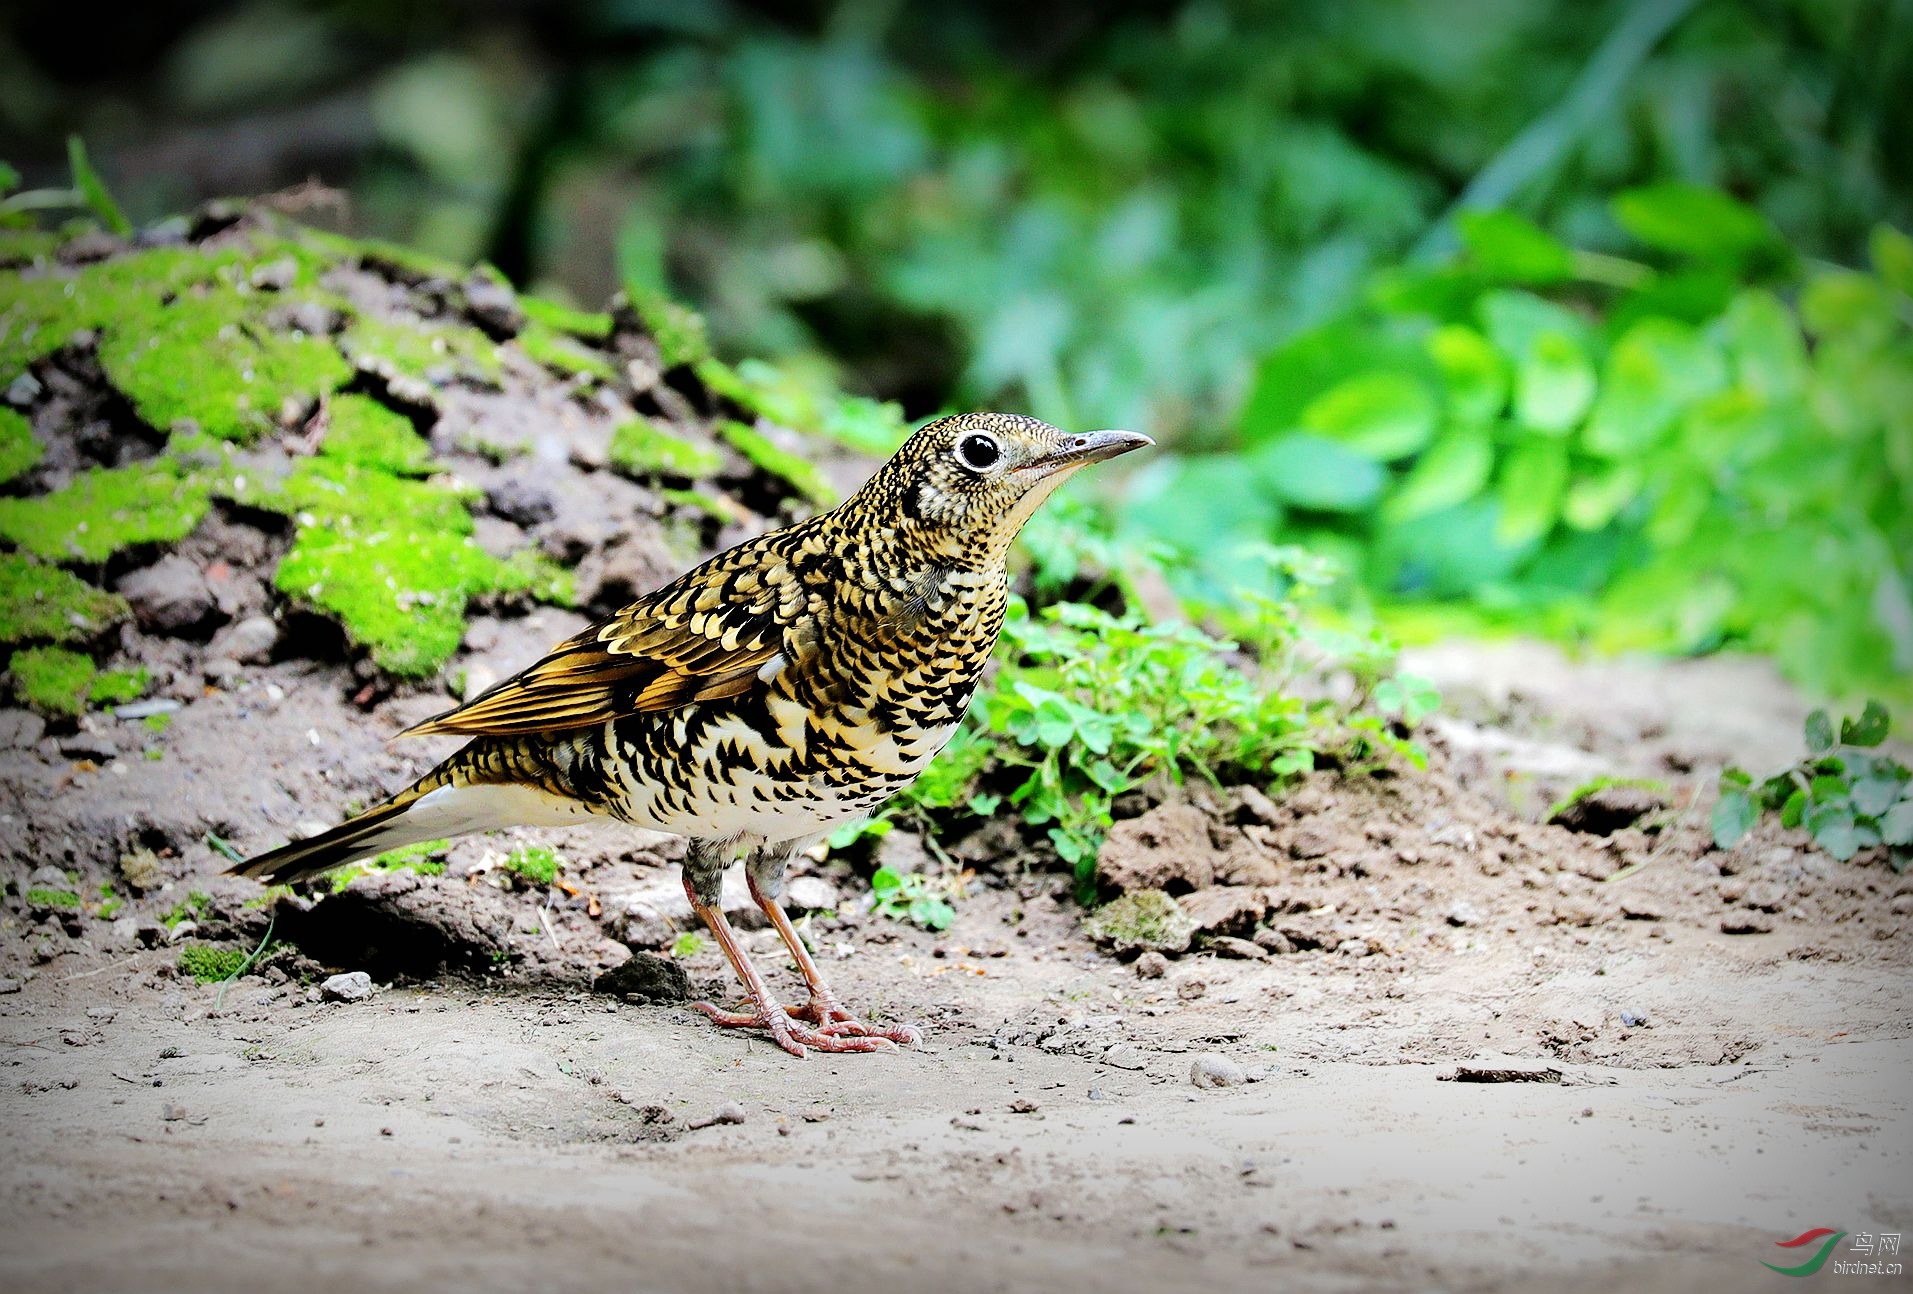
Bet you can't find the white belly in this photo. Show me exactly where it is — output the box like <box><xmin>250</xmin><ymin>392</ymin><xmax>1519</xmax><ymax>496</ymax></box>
<box><xmin>605</xmin><ymin>716</ymin><xmax>958</xmax><ymax>845</ymax></box>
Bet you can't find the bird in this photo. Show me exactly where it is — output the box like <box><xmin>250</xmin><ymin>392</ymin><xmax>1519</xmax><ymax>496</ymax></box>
<box><xmin>229</xmin><ymin>412</ymin><xmax>1151</xmax><ymax>1056</ymax></box>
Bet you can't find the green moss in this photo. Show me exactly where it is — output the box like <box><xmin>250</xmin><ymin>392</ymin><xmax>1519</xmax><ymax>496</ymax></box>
<box><xmin>329</xmin><ymin>837</ymin><xmax>450</xmax><ymax>891</ymax></box>
<box><xmin>608</xmin><ymin>416</ymin><xmax>723</xmax><ymax>480</ymax></box>
<box><xmin>659</xmin><ymin>487</ymin><xmax>739</xmax><ymax>522</ymax></box>
<box><xmin>0</xmin><ymin>553</ymin><xmax>128</xmax><ymax>644</ymax></box>
<box><xmin>9</xmin><ymin>645</ymin><xmax>94</xmax><ymax>714</ymax></box>
<box><xmin>718</xmin><ymin>419</ymin><xmax>836</xmax><ymax>506</ymax></box>
<box><xmin>274</xmin><ymin>523</ymin><xmax>569</xmax><ymax>677</ymax></box>
<box><xmin>371</xmin><ymin>838</ymin><xmax>449</xmax><ymax>875</ymax></box>
<box><xmin>1546</xmin><ymin>775</ymin><xmax>1670</xmax><ymax>821</ymax></box>
<box><xmin>8</xmin><ymin>646</ymin><xmax>140</xmax><ymax>713</ymax></box>
<box><xmin>629</xmin><ymin>287</ymin><xmax>710</xmax><ymax>368</ymax></box>
<box><xmin>177</xmin><ymin>943</ymin><xmax>247</xmax><ymax>983</ymax></box>
<box><xmin>88</xmin><ymin>666</ymin><xmax>146</xmax><ymax>705</ymax></box>
<box><xmin>520</xmin><ymin>294</ymin><xmax>613</xmax><ymax>340</ymax></box>
<box><xmin>0</xmin><ymin>228</ymin><xmax>61</xmax><ymax>267</ymax></box>
<box><xmin>724</xmin><ymin>358</ymin><xmax>910</xmax><ymax>454</ymax></box>
<box><xmin>0</xmin><ymin>408</ymin><xmax>41</xmax><ymax>482</ymax></box>
<box><xmin>95</xmin><ymin>273</ymin><xmax>351</xmax><ymax>442</ymax></box>
<box><xmin>340</xmin><ymin>235</ymin><xmax>469</xmax><ymax>283</ymax></box>
<box><xmin>0</xmin><ymin>230</ymin><xmax>570</xmax><ymax>682</ymax></box>
<box><xmin>339</xmin><ymin>314</ymin><xmax>503</xmax><ymax>390</ymax></box>
<box><xmin>26</xmin><ymin>887</ymin><xmax>82</xmax><ymax>910</ymax></box>
<box><xmin>456</xmin><ymin>431</ymin><xmax>531</xmax><ymax>463</ymax></box>
<box><xmin>502</xmin><ymin>844</ymin><xmax>561</xmax><ymax>886</ymax></box>
<box><xmin>318</xmin><ymin>394</ymin><xmax>433</xmax><ymax>475</ymax></box>
<box><xmin>1083</xmin><ymin>889</ymin><xmax>1198</xmax><ymax>954</ymax></box>
<box><xmin>96</xmin><ymin>896</ymin><xmax>123</xmax><ymax>919</ymax></box>
<box><xmin>1</xmin><ymin>246</ymin><xmax>246</xmax><ymax>382</ymax></box>
<box><xmin>517</xmin><ymin>323</ymin><xmax>618</xmax><ymax>383</ymax></box>
<box><xmin>0</xmin><ymin>457</ymin><xmax>209</xmax><ymax>561</ymax></box>
<box><xmin>219</xmin><ymin>393</ymin><xmax>568</xmax><ymax>678</ymax></box>
<box><xmin>162</xmin><ymin>890</ymin><xmax>212</xmax><ymax>929</ymax></box>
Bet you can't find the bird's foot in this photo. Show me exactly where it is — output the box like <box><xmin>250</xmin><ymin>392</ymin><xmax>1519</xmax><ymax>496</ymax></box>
<box><xmin>788</xmin><ymin>994</ymin><xmax>924</xmax><ymax>1046</ymax></box>
<box><xmin>687</xmin><ymin>1000</ymin><xmax>897</xmax><ymax>1058</ymax></box>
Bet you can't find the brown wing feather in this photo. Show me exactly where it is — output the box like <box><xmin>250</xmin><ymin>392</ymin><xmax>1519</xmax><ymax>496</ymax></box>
<box><xmin>398</xmin><ymin>543</ymin><xmax>801</xmax><ymax>740</ymax></box>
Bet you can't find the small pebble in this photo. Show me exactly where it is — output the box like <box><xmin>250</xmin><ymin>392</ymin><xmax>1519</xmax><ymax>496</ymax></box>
<box><xmin>1190</xmin><ymin>1053</ymin><xmax>1247</xmax><ymax>1089</ymax></box>
<box><xmin>1134</xmin><ymin>951</ymin><xmax>1169</xmax><ymax>979</ymax></box>
<box><xmin>687</xmin><ymin>1102</ymin><xmax>747</xmax><ymax>1130</ymax></box>
<box><xmin>320</xmin><ymin>972</ymin><xmax>374</xmax><ymax>1003</ymax></box>
<box><xmin>1176</xmin><ymin>978</ymin><xmax>1207</xmax><ymax>1002</ymax></box>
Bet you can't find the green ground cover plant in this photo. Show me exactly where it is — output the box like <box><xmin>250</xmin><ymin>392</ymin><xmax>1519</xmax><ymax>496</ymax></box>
<box><xmin>1714</xmin><ymin>701</ymin><xmax>1911</xmax><ymax>872</ymax></box>
<box><xmin>1135</xmin><ymin>190</ymin><xmax>1912</xmax><ymax>707</ymax></box>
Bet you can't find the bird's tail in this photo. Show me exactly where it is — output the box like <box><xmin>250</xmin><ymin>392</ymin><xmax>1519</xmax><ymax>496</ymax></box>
<box><xmin>228</xmin><ymin>741</ymin><xmax>592</xmax><ymax>886</ymax></box>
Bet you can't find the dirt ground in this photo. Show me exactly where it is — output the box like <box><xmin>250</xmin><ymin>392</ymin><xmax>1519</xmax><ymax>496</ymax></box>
<box><xmin>2</xmin><ymin>214</ymin><xmax>1907</xmax><ymax>1291</ymax></box>
<box><xmin>4</xmin><ymin>639</ymin><xmax>1910</xmax><ymax>1293</ymax></box>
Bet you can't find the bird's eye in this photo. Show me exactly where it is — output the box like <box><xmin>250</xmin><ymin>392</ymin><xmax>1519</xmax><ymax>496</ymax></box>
<box><xmin>956</xmin><ymin>433</ymin><xmax>1002</xmax><ymax>472</ymax></box>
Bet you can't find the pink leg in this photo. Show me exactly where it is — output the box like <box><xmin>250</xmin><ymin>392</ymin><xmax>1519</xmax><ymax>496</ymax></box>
<box><xmin>680</xmin><ymin>872</ymin><xmax>893</xmax><ymax>1057</ymax></box>
<box><xmin>748</xmin><ymin>874</ymin><xmax>923</xmax><ymax>1047</ymax></box>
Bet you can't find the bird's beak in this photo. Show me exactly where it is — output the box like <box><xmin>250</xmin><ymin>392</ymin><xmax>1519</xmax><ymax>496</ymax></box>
<box><xmin>1024</xmin><ymin>429</ymin><xmax>1154</xmax><ymax>475</ymax></box>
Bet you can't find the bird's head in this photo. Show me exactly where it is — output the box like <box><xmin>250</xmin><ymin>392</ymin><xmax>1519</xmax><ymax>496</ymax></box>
<box><xmin>850</xmin><ymin>412</ymin><xmax>1152</xmax><ymax>568</ymax></box>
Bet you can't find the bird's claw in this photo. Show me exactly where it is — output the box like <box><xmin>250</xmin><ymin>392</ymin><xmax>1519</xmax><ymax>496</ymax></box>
<box><xmin>688</xmin><ymin>1000</ymin><xmax>899</xmax><ymax>1058</ymax></box>
<box><xmin>790</xmin><ymin>995</ymin><xmax>923</xmax><ymax>1046</ymax></box>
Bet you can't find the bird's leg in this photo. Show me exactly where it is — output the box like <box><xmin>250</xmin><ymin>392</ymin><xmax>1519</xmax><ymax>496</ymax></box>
<box><xmin>746</xmin><ymin>848</ymin><xmax>923</xmax><ymax>1046</ymax></box>
<box><xmin>679</xmin><ymin>843</ymin><xmax>892</xmax><ymax>1058</ymax></box>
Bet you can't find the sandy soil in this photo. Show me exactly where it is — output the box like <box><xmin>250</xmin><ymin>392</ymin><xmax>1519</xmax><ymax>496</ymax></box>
<box><xmin>4</xmin><ymin>644</ymin><xmax>1910</xmax><ymax>1293</ymax></box>
<box><xmin>2</xmin><ymin>217</ymin><xmax>1907</xmax><ymax>1291</ymax></box>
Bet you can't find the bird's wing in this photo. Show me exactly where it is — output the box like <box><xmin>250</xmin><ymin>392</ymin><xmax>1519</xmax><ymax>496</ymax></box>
<box><xmin>398</xmin><ymin>544</ymin><xmax>808</xmax><ymax>740</ymax></box>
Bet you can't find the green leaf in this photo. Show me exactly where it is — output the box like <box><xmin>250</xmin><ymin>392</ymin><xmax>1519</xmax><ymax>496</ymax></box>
<box><xmin>1805</xmin><ymin>709</ymin><xmax>1834</xmax><ymax>754</ymax></box>
<box><xmin>1239</xmin><ymin>318</ymin><xmax>1432</xmax><ymax>444</ymax></box>
<box><xmin>1809</xmin><ymin>773</ymin><xmax>1847</xmax><ymax>803</ymax></box>
<box><xmin>1562</xmin><ymin>461</ymin><xmax>1643</xmax><ymax>531</ymax></box>
<box><xmin>1711</xmin><ymin>789</ymin><xmax>1757</xmax><ymax>850</ymax></box>
<box><xmin>1716</xmin><ymin>290</ymin><xmax>1808</xmax><ymax>399</ymax></box>
<box><xmin>1719</xmin><ymin>766</ymin><xmax>1752</xmax><ymax>792</ymax></box>
<box><xmin>1872</xmin><ymin>225</ymin><xmax>1913</xmax><ymax>298</ymax></box>
<box><xmin>1251</xmin><ymin>434</ymin><xmax>1386</xmax><ymax>512</ymax></box>
<box><xmin>1840</xmin><ymin>700</ymin><xmax>1890</xmax><ymax>748</ymax></box>
<box><xmin>1514</xmin><ymin>331</ymin><xmax>1595</xmax><ymax>434</ymax></box>
<box><xmin>0</xmin><ymin>161</ymin><xmax>18</xmax><ymax>196</ymax></box>
<box><xmin>1300</xmin><ymin>372</ymin><xmax>1438</xmax><ymax>462</ymax></box>
<box><xmin>1780</xmin><ymin>787</ymin><xmax>1807</xmax><ymax>829</ymax></box>
<box><xmin>1122</xmin><ymin>454</ymin><xmax>1282</xmax><ymax>556</ymax></box>
<box><xmin>1800</xmin><ymin>270</ymin><xmax>1897</xmax><ymax>347</ymax></box>
<box><xmin>1881</xmin><ymin>798</ymin><xmax>1913</xmax><ymax>847</ymax></box>
<box><xmin>1611</xmin><ymin>183</ymin><xmax>1778</xmax><ymax>264</ymax></box>
<box><xmin>869</xmin><ymin>866</ymin><xmax>903</xmax><ymax>895</ymax></box>
<box><xmin>66</xmin><ymin>136</ymin><xmax>131</xmax><ymax>236</ymax></box>
<box><xmin>1383</xmin><ymin>425</ymin><xmax>1493</xmax><ymax>525</ymax></box>
<box><xmin>1380</xmin><ymin>500</ymin><xmax>1532</xmax><ymax>599</ymax></box>
<box><xmin>1480</xmin><ymin>290</ymin><xmax>1591</xmax><ymax>362</ymax></box>
<box><xmin>1806</xmin><ymin>802</ymin><xmax>1860</xmax><ymax>861</ymax></box>
<box><xmin>1494</xmin><ymin>439</ymin><xmax>1569</xmax><ymax>545</ymax></box>
<box><xmin>1582</xmin><ymin>319</ymin><xmax>1726</xmax><ymax>457</ymax></box>
<box><xmin>1457</xmin><ymin>210</ymin><xmax>1573</xmax><ymax>284</ymax></box>
<box><xmin>1851</xmin><ymin>775</ymin><xmax>1906</xmax><ymax>820</ymax></box>
<box><xmin>1426</xmin><ymin>325</ymin><xmax>1508</xmax><ymax>426</ymax></box>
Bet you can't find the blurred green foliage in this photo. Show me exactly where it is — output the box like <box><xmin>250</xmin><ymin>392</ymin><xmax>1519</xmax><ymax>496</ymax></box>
<box><xmin>1141</xmin><ymin>192</ymin><xmax>1913</xmax><ymax>704</ymax></box>
<box><xmin>4</xmin><ymin>0</ymin><xmax>1909</xmax><ymax>705</ymax></box>
<box><xmin>7</xmin><ymin>0</ymin><xmax>1906</xmax><ymax>435</ymax></box>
